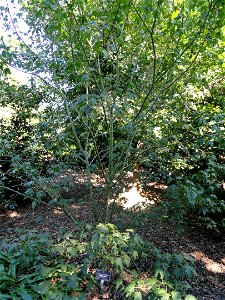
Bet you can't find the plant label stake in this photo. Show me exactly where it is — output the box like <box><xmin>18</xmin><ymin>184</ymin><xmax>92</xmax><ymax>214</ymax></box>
<box><xmin>96</xmin><ymin>270</ymin><xmax>111</xmax><ymax>291</ymax></box>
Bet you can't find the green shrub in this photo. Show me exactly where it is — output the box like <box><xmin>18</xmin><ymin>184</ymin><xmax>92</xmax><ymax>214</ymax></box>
<box><xmin>0</xmin><ymin>224</ymin><xmax>197</xmax><ymax>299</ymax></box>
<box><xmin>166</xmin><ymin>178</ymin><xmax>225</xmax><ymax>232</ymax></box>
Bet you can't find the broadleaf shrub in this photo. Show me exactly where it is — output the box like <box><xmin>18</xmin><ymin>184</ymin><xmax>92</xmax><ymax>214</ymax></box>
<box><xmin>0</xmin><ymin>224</ymin><xmax>197</xmax><ymax>299</ymax></box>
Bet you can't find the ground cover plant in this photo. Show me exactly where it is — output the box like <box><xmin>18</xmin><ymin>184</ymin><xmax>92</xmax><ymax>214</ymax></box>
<box><xmin>0</xmin><ymin>0</ymin><xmax>225</xmax><ymax>298</ymax></box>
<box><xmin>0</xmin><ymin>224</ymin><xmax>197</xmax><ymax>300</ymax></box>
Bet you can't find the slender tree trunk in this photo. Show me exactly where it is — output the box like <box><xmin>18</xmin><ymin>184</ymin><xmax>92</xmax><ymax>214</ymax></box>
<box><xmin>132</xmin><ymin>141</ymin><xmax>143</xmax><ymax>192</ymax></box>
<box><xmin>133</xmin><ymin>162</ymin><xmax>142</xmax><ymax>192</ymax></box>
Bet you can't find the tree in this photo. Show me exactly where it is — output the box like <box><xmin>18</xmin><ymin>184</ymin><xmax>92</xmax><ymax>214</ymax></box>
<box><xmin>1</xmin><ymin>0</ymin><xmax>224</xmax><ymax>223</ymax></box>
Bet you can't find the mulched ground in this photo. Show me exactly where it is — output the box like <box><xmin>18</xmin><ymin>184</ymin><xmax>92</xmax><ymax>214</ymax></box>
<box><xmin>0</xmin><ymin>173</ymin><xmax>224</xmax><ymax>300</ymax></box>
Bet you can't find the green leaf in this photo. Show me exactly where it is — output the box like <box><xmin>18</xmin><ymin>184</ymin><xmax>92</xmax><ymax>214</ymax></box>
<box><xmin>32</xmin><ymin>281</ymin><xmax>50</xmax><ymax>294</ymax></box>
<box><xmin>125</xmin><ymin>281</ymin><xmax>135</xmax><ymax>296</ymax></box>
<box><xmin>32</xmin><ymin>201</ymin><xmax>38</xmax><ymax>210</ymax></box>
<box><xmin>173</xmin><ymin>267</ymin><xmax>182</xmax><ymax>278</ymax></box>
<box><xmin>81</xmin><ymin>104</ymin><xmax>91</xmax><ymax>114</ymax></box>
<box><xmin>171</xmin><ymin>10</ymin><xmax>179</xmax><ymax>20</ymax></box>
<box><xmin>0</xmin><ymin>294</ymin><xmax>12</xmax><ymax>299</ymax></box>
<box><xmin>115</xmin><ymin>257</ymin><xmax>124</xmax><ymax>271</ymax></box>
<box><xmin>184</xmin><ymin>264</ymin><xmax>195</xmax><ymax>278</ymax></box>
<box><xmin>161</xmin><ymin>293</ymin><xmax>171</xmax><ymax>300</ymax></box>
<box><xmin>0</xmin><ymin>264</ymin><xmax>5</xmax><ymax>272</ymax></box>
<box><xmin>123</xmin><ymin>254</ymin><xmax>131</xmax><ymax>267</ymax></box>
<box><xmin>67</xmin><ymin>246</ymin><xmax>78</xmax><ymax>257</ymax></box>
<box><xmin>8</xmin><ymin>263</ymin><xmax>16</xmax><ymax>279</ymax></box>
<box><xmin>15</xmin><ymin>288</ymin><xmax>33</xmax><ymax>300</ymax></box>
<box><xmin>17</xmin><ymin>273</ymin><xmax>39</xmax><ymax>284</ymax></box>
<box><xmin>137</xmin><ymin>279</ymin><xmax>145</xmax><ymax>287</ymax></box>
<box><xmin>38</xmin><ymin>265</ymin><xmax>53</xmax><ymax>277</ymax></box>
<box><xmin>130</xmin><ymin>269</ymin><xmax>138</xmax><ymax>278</ymax></box>
<box><xmin>115</xmin><ymin>278</ymin><xmax>123</xmax><ymax>289</ymax></box>
<box><xmin>80</xmin><ymin>263</ymin><xmax>88</xmax><ymax>275</ymax></box>
<box><xmin>132</xmin><ymin>250</ymin><xmax>138</xmax><ymax>259</ymax></box>
<box><xmin>0</xmin><ymin>275</ymin><xmax>14</xmax><ymax>282</ymax></box>
<box><xmin>91</xmin><ymin>232</ymin><xmax>99</xmax><ymax>242</ymax></box>
<box><xmin>102</xmin><ymin>49</ymin><xmax>108</xmax><ymax>59</ymax></box>
<box><xmin>155</xmin><ymin>268</ymin><xmax>165</xmax><ymax>280</ymax></box>
<box><xmin>53</xmin><ymin>244</ymin><xmax>64</xmax><ymax>254</ymax></box>
<box><xmin>133</xmin><ymin>291</ymin><xmax>142</xmax><ymax>300</ymax></box>
<box><xmin>171</xmin><ymin>291</ymin><xmax>182</xmax><ymax>300</ymax></box>
<box><xmin>66</xmin><ymin>274</ymin><xmax>79</xmax><ymax>289</ymax></box>
<box><xmin>134</xmin><ymin>234</ymin><xmax>143</xmax><ymax>244</ymax></box>
<box><xmin>185</xmin><ymin>295</ymin><xmax>197</xmax><ymax>300</ymax></box>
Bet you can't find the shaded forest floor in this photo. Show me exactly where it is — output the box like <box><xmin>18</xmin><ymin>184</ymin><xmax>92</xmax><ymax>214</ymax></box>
<box><xmin>0</xmin><ymin>172</ymin><xmax>224</xmax><ymax>300</ymax></box>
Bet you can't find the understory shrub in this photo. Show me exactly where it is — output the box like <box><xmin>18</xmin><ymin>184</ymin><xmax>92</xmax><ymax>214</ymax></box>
<box><xmin>148</xmin><ymin>104</ymin><xmax>225</xmax><ymax>232</ymax></box>
<box><xmin>0</xmin><ymin>224</ymin><xmax>196</xmax><ymax>299</ymax></box>
<box><xmin>166</xmin><ymin>178</ymin><xmax>225</xmax><ymax>232</ymax></box>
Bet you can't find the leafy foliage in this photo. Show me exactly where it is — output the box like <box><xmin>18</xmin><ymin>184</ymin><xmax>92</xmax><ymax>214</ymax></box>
<box><xmin>0</xmin><ymin>224</ymin><xmax>197</xmax><ymax>299</ymax></box>
<box><xmin>0</xmin><ymin>0</ymin><xmax>224</xmax><ymax>226</ymax></box>
<box><xmin>156</xmin><ymin>94</ymin><xmax>225</xmax><ymax>231</ymax></box>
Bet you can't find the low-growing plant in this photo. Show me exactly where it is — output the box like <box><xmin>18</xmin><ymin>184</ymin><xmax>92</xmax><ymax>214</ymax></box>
<box><xmin>0</xmin><ymin>224</ymin><xmax>197</xmax><ymax>299</ymax></box>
